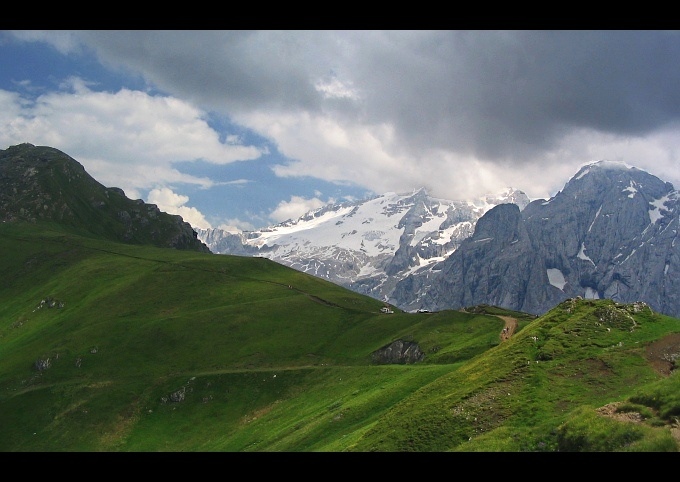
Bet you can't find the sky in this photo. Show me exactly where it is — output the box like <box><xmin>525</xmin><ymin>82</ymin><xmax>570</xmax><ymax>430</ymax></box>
<box><xmin>1</xmin><ymin>30</ymin><xmax>680</xmax><ymax>232</ymax></box>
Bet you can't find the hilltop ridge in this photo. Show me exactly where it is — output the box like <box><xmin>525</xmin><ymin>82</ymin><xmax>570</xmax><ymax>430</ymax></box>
<box><xmin>0</xmin><ymin>143</ymin><xmax>209</xmax><ymax>252</ymax></box>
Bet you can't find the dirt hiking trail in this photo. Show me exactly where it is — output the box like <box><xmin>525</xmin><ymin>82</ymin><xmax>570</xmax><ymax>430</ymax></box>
<box><xmin>498</xmin><ymin>316</ymin><xmax>518</xmax><ymax>342</ymax></box>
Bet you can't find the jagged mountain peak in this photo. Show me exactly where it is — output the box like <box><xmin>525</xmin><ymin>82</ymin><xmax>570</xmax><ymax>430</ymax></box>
<box><xmin>571</xmin><ymin>160</ymin><xmax>638</xmax><ymax>184</ymax></box>
<box><xmin>544</xmin><ymin>159</ymin><xmax>675</xmax><ymax>208</ymax></box>
<box><xmin>570</xmin><ymin>159</ymin><xmax>664</xmax><ymax>186</ymax></box>
<box><xmin>583</xmin><ymin>159</ymin><xmax>634</xmax><ymax>171</ymax></box>
<box><xmin>405</xmin><ymin>187</ymin><xmax>429</xmax><ymax>198</ymax></box>
<box><xmin>482</xmin><ymin>187</ymin><xmax>530</xmax><ymax>210</ymax></box>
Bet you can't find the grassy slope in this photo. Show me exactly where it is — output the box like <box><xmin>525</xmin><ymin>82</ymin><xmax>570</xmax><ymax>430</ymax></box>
<box><xmin>349</xmin><ymin>298</ymin><xmax>680</xmax><ymax>451</ymax></box>
<box><xmin>0</xmin><ymin>222</ymin><xmax>678</xmax><ymax>452</ymax></box>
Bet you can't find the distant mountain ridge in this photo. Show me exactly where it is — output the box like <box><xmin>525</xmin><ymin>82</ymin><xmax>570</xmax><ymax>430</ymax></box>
<box><xmin>6</xmin><ymin>142</ymin><xmax>676</xmax><ymax>318</ymax></box>
<box><xmin>200</xmin><ymin>160</ymin><xmax>680</xmax><ymax>318</ymax></box>
<box><xmin>0</xmin><ymin>143</ymin><xmax>209</xmax><ymax>252</ymax></box>
<box><xmin>197</xmin><ymin>186</ymin><xmax>531</xmax><ymax>304</ymax></box>
<box><xmin>395</xmin><ymin>160</ymin><xmax>680</xmax><ymax>317</ymax></box>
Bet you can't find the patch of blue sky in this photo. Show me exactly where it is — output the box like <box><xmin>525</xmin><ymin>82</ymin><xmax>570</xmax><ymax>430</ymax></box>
<box><xmin>173</xmin><ymin>154</ymin><xmax>373</xmax><ymax>230</ymax></box>
<box><xmin>0</xmin><ymin>39</ymin><xmax>147</xmax><ymax>96</ymax></box>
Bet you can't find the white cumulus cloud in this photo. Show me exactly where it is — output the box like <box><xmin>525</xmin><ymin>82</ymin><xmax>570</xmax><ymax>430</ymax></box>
<box><xmin>269</xmin><ymin>195</ymin><xmax>328</xmax><ymax>223</ymax></box>
<box><xmin>0</xmin><ymin>78</ymin><xmax>264</xmax><ymax>199</ymax></box>
<box><xmin>147</xmin><ymin>187</ymin><xmax>211</xmax><ymax>230</ymax></box>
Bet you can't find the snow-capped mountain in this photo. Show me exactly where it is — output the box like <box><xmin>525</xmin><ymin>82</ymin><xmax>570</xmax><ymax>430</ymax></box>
<box><xmin>392</xmin><ymin>161</ymin><xmax>680</xmax><ymax>317</ymax></box>
<box><xmin>197</xmin><ymin>187</ymin><xmax>530</xmax><ymax>304</ymax></box>
<box><xmin>199</xmin><ymin>160</ymin><xmax>680</xmax><ymax>318</ymax></box>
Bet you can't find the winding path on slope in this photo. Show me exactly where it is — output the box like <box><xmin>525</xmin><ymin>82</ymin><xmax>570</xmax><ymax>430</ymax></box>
<box><xmin>498</xmin><ymin>316</ymin><xmax>518</xmax><ymax>342</ymax></box>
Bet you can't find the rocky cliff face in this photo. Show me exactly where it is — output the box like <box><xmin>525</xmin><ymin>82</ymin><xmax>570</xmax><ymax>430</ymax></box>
<box><xmin>393</xmin><ymin>161</ymin><xmax>680</xmax><ymax>317</ymax></box>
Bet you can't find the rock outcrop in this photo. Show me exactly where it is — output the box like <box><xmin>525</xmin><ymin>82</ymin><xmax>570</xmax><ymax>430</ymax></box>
<box><xmin>371</xmin><ymin>340</ymin><xmax>425</xmax><ymax>364</ymax></box>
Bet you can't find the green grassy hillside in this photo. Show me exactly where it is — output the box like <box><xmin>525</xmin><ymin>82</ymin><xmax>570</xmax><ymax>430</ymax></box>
<box><xmin>0</xmin><ymin>221</ymin><xmax>678</xmax><ymax>452</ymax></box>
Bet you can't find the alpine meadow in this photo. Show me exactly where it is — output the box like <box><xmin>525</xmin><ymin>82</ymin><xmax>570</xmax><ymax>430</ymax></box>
<box><xmin>0</xmin><ymin>144</ymin><xmax>678</xmax><ymax>452</ymax></box>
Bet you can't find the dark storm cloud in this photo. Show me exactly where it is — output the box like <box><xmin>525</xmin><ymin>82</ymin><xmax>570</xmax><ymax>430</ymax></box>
<box><xmin>346</xmin><ymin>30</ymin><xmax>680</xmax><ymax>161</ymax></box>
<box><xmin>8</xmin><ymin>29</ymin><xmax>680</xmax><ymax>205</ymax></box>
<box><xmin>77</xmin><ymin>30</ymin><xmax>324</xmax><ymax>113</ymax></box>
<box><xmin>72</xmin><ymin>30</ymin><xmax>680</xmax><ymax>166</ymax></box>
